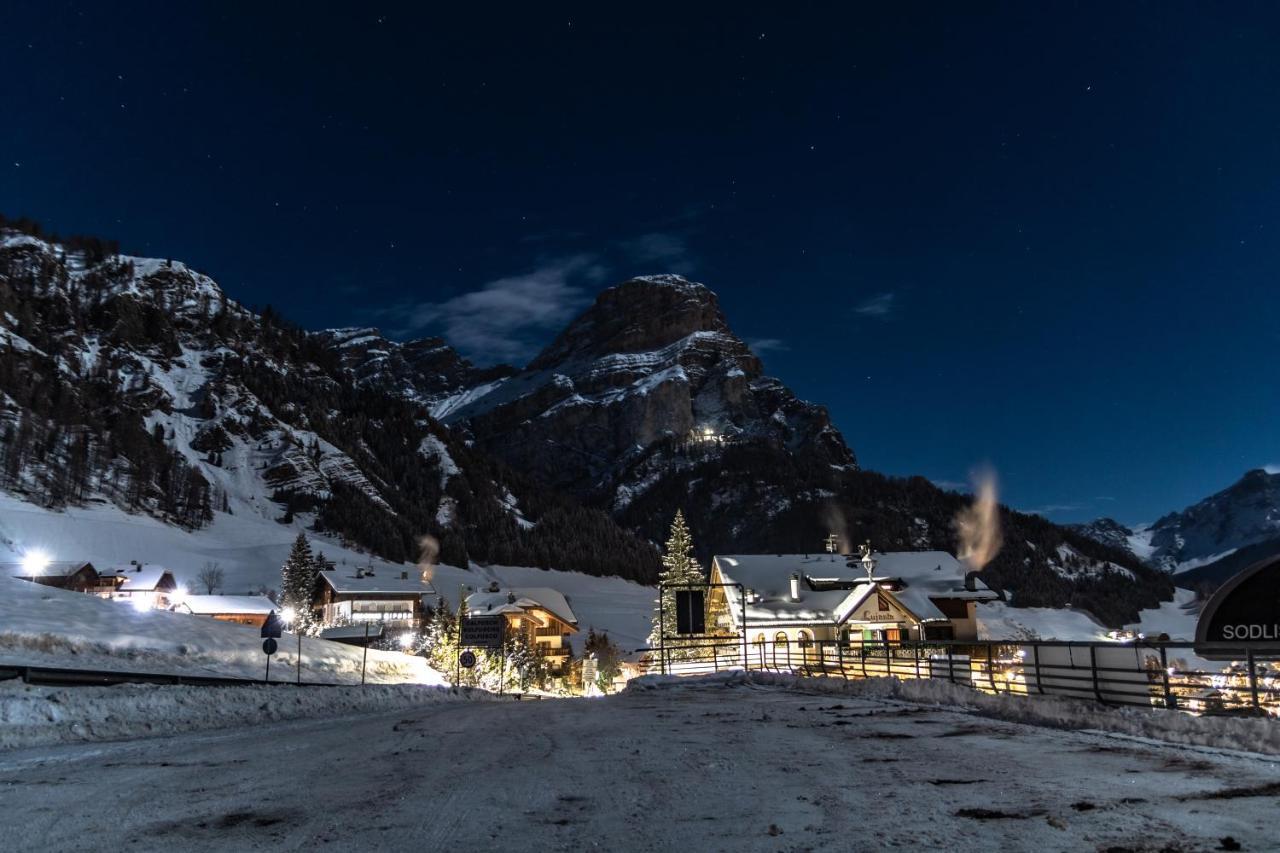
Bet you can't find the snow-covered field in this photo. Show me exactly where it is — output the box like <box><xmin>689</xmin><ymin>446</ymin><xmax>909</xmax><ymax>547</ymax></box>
<box><xmin>0</xmin><ymin>576</ymin><xmax>442</xmax><ymax>685</ymax></box>
<box><xmin>1</xmin><ymin>674</ymin><xmax>1277</xmax><ymax>852</ymax></box>
<box><xmin>0</xmin><ymin>493</ymin><xmax>656</xmax><ymax>654</ymax></box>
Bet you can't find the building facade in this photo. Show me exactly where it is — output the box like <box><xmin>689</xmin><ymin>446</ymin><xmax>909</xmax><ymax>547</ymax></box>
<box><xmin>706</xmin><ymin>549</ymin><xmax>1000</xmax><ymax>659</ymax></box>
<box><xmin>315</xmin><ymin>567</ymin><xmax>438</xmax><ymax>631</ymax></box>
<box><xmin>465</xmin><ymin>584</ymin><xmax>579</xmax><ymax>678</ymax></box>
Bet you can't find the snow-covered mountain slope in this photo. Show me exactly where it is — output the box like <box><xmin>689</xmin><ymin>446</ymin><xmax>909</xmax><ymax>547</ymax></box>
<box><xmin>2</xmin><ymin>221</ymin><xmax>1175</xmax><ymax>627</ymax></box>
<box><xmin>1075</xmin><ymin>469</ymin><xmax>1280</xmax><ymax>573</ymax></box>
<box><xmin>0</xmin><ymin>226</ymin><xmax>659</xmax><ymax>583</ymax></box>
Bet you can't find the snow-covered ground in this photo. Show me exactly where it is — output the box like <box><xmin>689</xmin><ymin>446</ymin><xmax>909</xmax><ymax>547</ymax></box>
<box><xmin>976</xmin><ymin>600</ymin><xmax>1110</xmax><ymax>641</ymax></box>
<box><xmin>1</xmin><ymin>674</ymin><xmax>1276</xmax><ymax>852</ymax></box>
<box><xmin>0</xmin><ymin>681</ymin><xmax>480</xmax><ymax>751</ymax></box>
<box><xmin>0</xmin><ymin>577</ymin><xmax>443</xmax><ymax>685</ymax></box>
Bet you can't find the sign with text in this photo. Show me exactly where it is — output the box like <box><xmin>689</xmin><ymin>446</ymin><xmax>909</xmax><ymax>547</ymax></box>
<box><xmin>674</xmin><ymin>589</ymin><xmax>706</xmax><ymax>635</ymax></box>
<box><xmin>460</xmin><ymin>615</ymin><xmax>506</xmax><ymax>649</ymax></box>
<box><xmin>1196</xmin><ymin>554</ymin><xmax>1280</xmax><ymax>659</ymax></box>
<box><xmin>261</xmin><ymin>611</ymin><xmax>284</xmax><ymax>639</ymax></box>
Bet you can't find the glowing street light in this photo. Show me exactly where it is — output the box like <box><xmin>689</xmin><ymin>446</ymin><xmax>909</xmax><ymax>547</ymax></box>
<box><xmin>21</xmin><ymin>549</ymin><xmax>49</xmax><ymax>576</ymax></box>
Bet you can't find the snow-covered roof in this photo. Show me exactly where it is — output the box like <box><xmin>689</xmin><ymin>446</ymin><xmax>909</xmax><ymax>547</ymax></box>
<box><xmin>320</xmin><ymin>569</ymin><xmax>437</xmax><ymax>596</ymax></box>
<box><xmin>465</xmin><ymin>587</ymin><xmax>578</xmax><ymax>628</ymax></box>
<box><xmin>105</xmin><ymin>564</ymin><xmax>177</xmax><ymax>592</ymax></box>
<box><xmin>178</xmin><ymin>595</ymin><xmax>276</xmax><ymax>616</ymax></box>
<box><xmin>1</xmin><ymin>560</ymin><xmax>95</xmax><ymax>579</ymax></box>
<box><xmin>712</xmin><ymin>551</ymin><xmax>999</xmax><ymax>627</ymax></box>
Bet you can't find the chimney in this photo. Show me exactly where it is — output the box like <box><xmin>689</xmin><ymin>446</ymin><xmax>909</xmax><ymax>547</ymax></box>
<box><xmin>789</xmin><ymin>572</ymin><xmax>801</xmax><ymax>602</ymax></box>
<box><xmin>964</xmin><ymin>571</ymin><xmax>979</xmax><ymax>592</ymax></box>
<box><xmin>356</xmin><ymin>567</ymin><xmax>365</xmax><ymax>579</ymax></box>
<box><xmin>745</xmin><ymin>588</ymin><xmax>756</xmax><ymax>604</ymax></box>
<box><xmin>400</xmin><ymin>571</ymin><xmax>408</xmax><ymax>580</ymax></box>
<box><xmin>488</xmin><ymin>581</ymin><xmax>500</xmax><ymax>593</ymax></box>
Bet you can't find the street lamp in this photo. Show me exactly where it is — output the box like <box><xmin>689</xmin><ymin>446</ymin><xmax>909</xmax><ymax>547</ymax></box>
<box><xmin>21</xmin><ymin>549</ymin><xmax>49</xmax><ymax>576</ymax></box>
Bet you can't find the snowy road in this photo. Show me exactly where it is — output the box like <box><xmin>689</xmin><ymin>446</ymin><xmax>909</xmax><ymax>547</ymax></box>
<box><xmin>3</xmin><ymin>679</ymin><xmax>1277</xmax><ymax>851</ymax></box>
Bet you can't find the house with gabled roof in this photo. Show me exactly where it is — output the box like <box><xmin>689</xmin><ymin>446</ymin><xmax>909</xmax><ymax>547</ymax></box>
<box><xmin>104</xmin><ymin>562</ymin><xmax>179</xmax><ymax>609</ymax></box>
<box><xmin>708</xmin><ymin>548</ymin><xmax>1000</xmax><ymax>657</ymax></box>
<box><xmin>465</xmin><ymin>583</ymin><xmax>579</xmax><ymax>677</ymax></box>
<box><xmin>315</xmin><ymin>566</ymin><xmax>438</xmax><ymax>631</ymax></box>
<box><xmin>2</xmin><ymin>560</ymin><xmax>102</xmax><ymax>593</ymax></box>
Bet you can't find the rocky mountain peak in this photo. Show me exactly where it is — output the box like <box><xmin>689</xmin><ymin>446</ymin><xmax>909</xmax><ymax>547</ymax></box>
<box><xmin>528</xmin><ymin>275</ymin><xmax>751</xmax><ymax>372</ymax></box>
<box><xmin>319</xmin><ymin>327</ymin><xmax>515</xmax><ymax>405</ymax></box>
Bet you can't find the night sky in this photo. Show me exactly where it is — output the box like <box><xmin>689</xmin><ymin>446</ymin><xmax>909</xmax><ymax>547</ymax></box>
<box><xmin>4</xmin><ymin>3</ymin><xmax>1279</xmax><ymax>525</ymax></box>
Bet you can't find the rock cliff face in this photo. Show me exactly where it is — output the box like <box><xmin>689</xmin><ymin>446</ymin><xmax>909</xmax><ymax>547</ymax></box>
<box><xmin>0</xmin><ymin>227</ymin><xmax>659</xmax><ymax>581</ymax></box>
<box><xmin>1075</xmin><ymin>469</ymin><xmax>1280</xmax><ymax>573</ymax></box>
<box><xmin>1148</xmin><ymin>469</ymin><xmax>1280</xmax><ymax>569</ymax></box>
<box><xmin>318</xmin><ymin>328</ymin><xmax>513</xmax><ymax>407</ymax></box>
<box><xmin>431</xmin><ymin>275</ymin><xmax>855</xmax><ymax>502</ymax></box>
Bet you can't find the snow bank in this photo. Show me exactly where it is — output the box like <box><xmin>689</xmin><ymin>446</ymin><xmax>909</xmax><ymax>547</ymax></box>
<box><xmin>0</xmin><ymin>577</ymin><xmax>444</xmax><ymax>685</ymax></box>
<box><xmin>630</xmin><ymin>671</ymin><xmax>1280</xmax><ymax>756</ymax></box>
<box><xmin>976</xmin><ymin>600</ymin><xmax>1109</xmax><ymax>640</ymax></box>
<box><xmin>0</xmin><ymin>681</ymin><xmax>482</xmax><ymax>751</ymax></box>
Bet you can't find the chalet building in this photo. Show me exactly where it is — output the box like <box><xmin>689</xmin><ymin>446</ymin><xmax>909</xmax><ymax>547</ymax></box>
<box><xmin>176</xmin><ymin>595</ymin><xmax>276</xmax><ymax>628</ymax></box>
<box><xmin>315</xmin><ymin>566</ymin><xmax>438</xmax><ymax>631</ymax></box>
<box><xmin>3</xmin><ymin>560</ymin><xmax>102</xmax><ymax>593</ymax></box>
<box><xmin>708</xmin><ymin>549</ymin><xmax>1000</xmax><ymax>654</ymax></box>
<box><xmin>104</xmin><ymin>563</ymin><xmax>179</xmax><ymax>609</ymax></box>
<box><xmin>465</xmin><ymin>583</ymin><xmax>579</xmax><ymax>676</ymax></box>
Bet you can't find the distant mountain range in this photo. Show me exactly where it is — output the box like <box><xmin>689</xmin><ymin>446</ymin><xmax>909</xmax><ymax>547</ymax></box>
<box><xmin>0</xmin><ymin>216</ymin><xmax>1173</xmax><ymax>625</ymax></box>
<box><xmin>1072</xmin><ymin>468</ymin><xmax>1280</xmax><ymax>588</ymax></box>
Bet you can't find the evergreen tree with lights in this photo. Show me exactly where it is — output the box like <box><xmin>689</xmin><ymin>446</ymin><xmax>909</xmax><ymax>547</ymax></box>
<box><xmin>504</xmin><ymin>630</ymin><xmax>547</xmax><ymax>692</ymax></box>
<box><xmin>648</xmin><ymin>510</ymin><xmax>706</xmax><ymax>660</ymax></box>
<box><xmin>280</xmin><ymin>532</ymin><xmax>317</xmax><ymax>634</ymax></box>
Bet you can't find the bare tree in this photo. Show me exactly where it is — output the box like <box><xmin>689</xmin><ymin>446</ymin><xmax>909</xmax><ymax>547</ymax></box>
<box><xmin>196</xmin><ymin>561</ymin><xmax>225</xmax><ymax>594</ymax></box>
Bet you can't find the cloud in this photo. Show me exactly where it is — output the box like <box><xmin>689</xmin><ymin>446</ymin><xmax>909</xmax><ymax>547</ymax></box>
<box><xmin>746</xmin><ymin>337</ymin><xmax>788</xmax><ymax>354</ymax></box>
<box><xmin>620</xmin><ymin>232</ymin><xmax>695</xmax><ymax>275</ymax></box>
<box><xmin>1027</xmin><ymin>503</ymin><xmax>1084</xmax><ymax>516</ymax></box>
<box><xmin>392</xmin><ymin>256</ymin><xmax>600</xmax><ymax>364</ymax></box>
<box><xmin>855</xmin><ymin>292</ymin><xmax>896</xmax><ymax>317</ymax></box>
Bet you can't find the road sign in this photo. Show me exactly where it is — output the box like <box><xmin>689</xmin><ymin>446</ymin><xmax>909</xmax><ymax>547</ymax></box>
<box><xmin>460</xmin><ymin>615</ymin><xmax>506</xmax><ymax>649</ymax></box>
<box><xmin>675</xmin><ymin>589</ymin><xmax>706</xmax><ymax>635</ymax></box>
<box><xmin>261</xmin><ymin>611</ymin><xmax>284</xmax><ymax>639</ymax></box>
<box><xmin>262</xmin><ymin>638</ymin><xmax>278</xmax><ymax>656</ymax></box>
<box><xmin>459</xmin><ymin>650</ymin><xmax>478</xmax><ymax>669</ymax></box>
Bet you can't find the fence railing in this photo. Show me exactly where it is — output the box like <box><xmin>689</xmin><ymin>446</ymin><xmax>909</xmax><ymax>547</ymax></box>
<box><xmin>640</xmin><ymin>637</ymin><xmax>1280</xmax><ymax>716</ymax></box>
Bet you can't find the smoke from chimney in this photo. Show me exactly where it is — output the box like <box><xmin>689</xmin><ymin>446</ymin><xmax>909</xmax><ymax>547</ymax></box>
<box><xmin>820</xmin><ymin>504</ymin><xmax>848</xmax><ymax>555</ymax></box>
<box><xmin>954</xmin><ymin>466</ymin><xmax>1002</xmax><ymax>571</ymax></box>
<box><xmin>416</xmin><ymin>534</ymin><xmax>439</xmax><ymax>582</ymax></box>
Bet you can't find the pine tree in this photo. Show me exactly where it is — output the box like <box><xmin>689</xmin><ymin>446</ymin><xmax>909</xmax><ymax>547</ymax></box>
<box><xmin>423</xmin><ymin>596</ymin><xmax>459</xmax><ymax>676</ymax></box>
<box><xmin>280</xmin><ymin>532</ymin><xmax>317</xmax><ymax>633</ymax></box>
<box><xmin>504</xmin><ymin>630</ymin><xmax>547</xmax><ymax>692</ymax></box>
<box><xmin>648</xmin><ymin>510</ymin><xmax>706</xmax><ymax>659</ymax></box>
<box><xmin>584</xmin><ymin>627</ymin><xmax>622</xmax><ymax>694</ymax></box>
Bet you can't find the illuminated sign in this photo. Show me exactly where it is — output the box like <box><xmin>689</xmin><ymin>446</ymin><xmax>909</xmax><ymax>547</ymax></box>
<box><xmin>1195</xmin><ymin>554</ymin><xmax>1280</xmax><ymax>659</ymax></box>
